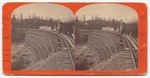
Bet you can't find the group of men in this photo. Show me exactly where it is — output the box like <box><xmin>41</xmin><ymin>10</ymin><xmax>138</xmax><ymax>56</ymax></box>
<box><xmin>56</xmin><ymin>20</ymin><xmax>126</xmax><ymax>36</ymax></box>
<box><xmin>120</xmin><ymin>21</ymin><xmax>126</xmax><ymax>35</ymax></box>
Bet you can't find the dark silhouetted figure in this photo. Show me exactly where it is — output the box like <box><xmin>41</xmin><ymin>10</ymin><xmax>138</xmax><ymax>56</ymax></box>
<box><xmin>120</xmin><ymin>22</ymin><xmax>126</xmax><ymax>35</ymax></box>
<box><xmin>57</xmin><ymin>21</ymin><xmax>63</xmax><ymax>34</ymax></box>
<box><xmin>119</xmin><ymin>22</ymin><xmax>126</xmax><ymax>50</ymax></box>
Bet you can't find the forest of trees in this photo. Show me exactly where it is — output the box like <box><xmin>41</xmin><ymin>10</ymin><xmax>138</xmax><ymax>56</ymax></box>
<box><xmin>11</xmin><ymin>14</ymin><xmax>137</xmax><ymax>43</ymax></box>
<box><xmin>11</xmin><ymin>13</ymin><xmax>74</xmax><ymax>43</ymax></box>
<box><xmin>75</xmin><ymin>16</ymin><xmax>122</xmax><ymax>30</ymax></box>
<box><xmin>12</xmin><ymin>14</ymin><xmax>60</xmax><ymax>43</ymax></box>
<box><xmin>12</xmin><ymin>14</ymin><xmax>59</xmax><ymax>29</ymax></box>
<box><xmin>75</xmin><ymin>15</ymin><xmax>138</xmax><ymax>38</ymax></box>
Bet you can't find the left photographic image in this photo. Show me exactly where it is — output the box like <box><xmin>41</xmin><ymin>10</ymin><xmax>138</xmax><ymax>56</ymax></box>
<box><xmin>11</xmin><ymin>3</ymin><xmax>75</xmax><ymax>70</ymax></box>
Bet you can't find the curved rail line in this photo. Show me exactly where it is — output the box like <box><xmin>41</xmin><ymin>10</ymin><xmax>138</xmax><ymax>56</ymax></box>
<box><xmin>26</xmin><ymin>37</ymin><xmax>45</xmax><ymax>59</ymax></box>
<box><xmin>28</xmin><ymin>31</ymin><xmax>55</xmax><ymax>54</ymax></box>
<box><xmin>25</xmin><ymin>40</ymin><xmax>42</xmax><ymax>60</ymax></box>
<box><xmin>24</xmin><ymin>42</ymin><xmax>40</xmax><ymax>59</ymax></box>
<box><xmin>27</xmin><ymin>36</ymin><xmax>47</xmax><ymax>59</ymax></box>
<box><xmin>32</xmin><ymin>30</ymin><xmax>75</xmax><ymax>69</ymax></box>
<box><xmin>28</xmin><ymin>33</ymin><xmax>53</xmax><ymax>55</ymax></box>
<box><xmin>90</xmin><ymin>35</ymin><xmax>112</xmax><ymax>59</ymax></box>
<box><xmin>88</xmin><ymin>42</ymin><xmax>107</xmax><ymax>60</ymax></box>
<box><xmin>61</xmin><ymin>35</ymin><xmax>75</xmax><ymax>69</ymax></box>
<box><xmin>26</xmin><ymin>34</ymin><xmax>75</xmax><ymax>70</ymax></box>
<box><xmin>128</xmin><ymin>35</ymin><xmax>138</xmax><ymax>47</ymax></box>
<box><xmin>125</xmin><ymin>35</ymin><xmax>138</xmax><ymax>59</ymax></box>
<box><xmin>28</xmin><ymin>34</ymin><xmax>51</xmax><ymax>55</ymax></box>
<box><xmin>124</xmin><ymin>35</ymin><xmax>138</xmax><ymax>70</ymax></box>
<box><xmin>91</xmin><ymin>35</ymin><xmax>114</xmax><ymax>54</ymax></box>
<box><xmin>62</xmin><ymin>35</ymin><xmax>75</xmax><ymax>49</ymax></box>
<box><xmin>91</xmin><ymin>32</ymin><xmax>118</xmax><ymax>53</ymax></box>
<box><xmin>20</xmin><ymin>29</ymin><xmax>75</xmax><ymax>69</ymax></box>
<box><xmin>64</xmin><ymin>35</ymin><xmax>75</xmax><ymax>44</ymax></box>
<box><xmin>125</xmin><ymin>35</ymin><xmax>138</xmax><ymax>50</ymax></box>
<box><xmin>30</xmin><ymin>30</ymin><xmax>60</xmax><ymax>52</ymax></box>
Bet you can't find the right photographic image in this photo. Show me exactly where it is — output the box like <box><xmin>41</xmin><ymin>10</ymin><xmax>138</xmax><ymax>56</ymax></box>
<box><xmin>74</xmin><ymin>4</ymin><xmax>138</xmax><ymax>71</ymax></box>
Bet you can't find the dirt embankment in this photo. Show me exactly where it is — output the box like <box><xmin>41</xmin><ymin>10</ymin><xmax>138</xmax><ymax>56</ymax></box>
<box><xmin>12</xmin><ymin>43</ymin><xmax>37</xmax><ymax>70</ymax></box>
<box><xmin>75</xmin><ymin>44</ymin><xmax>126</xmax><ymax>70</ymax></box>
<box><xmin>75</xmin><ymin>45</ymin><xmax>101</xmax><ymax>70</ymax></box>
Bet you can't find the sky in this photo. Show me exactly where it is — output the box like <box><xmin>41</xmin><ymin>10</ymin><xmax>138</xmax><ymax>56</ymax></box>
<box><xmin>12</xmin><ymin>3</ymin><xmax>138</xmax><ymax>23</ymax></box>
<box><xmin>76</xmin><ymin>4</ymin><xmax>138</xmax><ymax>23</ymax></box>
<box><xmin>12</xmin><ymin>3</ymin><xmax>74</xmax><ymax>22</ymax></box>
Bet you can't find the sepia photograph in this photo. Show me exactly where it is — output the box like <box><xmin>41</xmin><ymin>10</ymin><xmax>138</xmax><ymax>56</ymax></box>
<box><xmin>2</xmin><ymin>2</ymin><xmax>148</xmax><ymax>76</ymax></box>
<box><xmin>2</xmin><ymin>1</ymin><xmax>148</xmax><ymax>76</ymax></box>
<box><xmin>74</xmin><ymin>4</ymin><xmax>138</xmax><ymax>70</ymax></box>
<box><xmin>11</xmin><ymin>3</ymin><xmax>139</xmax><ymax>71</ymax></box>
<box><xmin>11</xmin><ymin>3</ymin><xmax>75</xmax><ymax>70</ymax></box>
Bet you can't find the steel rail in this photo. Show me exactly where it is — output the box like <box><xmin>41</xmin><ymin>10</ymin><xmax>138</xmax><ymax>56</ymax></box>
<box><xmin>124</xmin><ymin>35</ymin><xmax>137</xmax><ymax>70</ymax></box>
<box><xmin>61</xmin><ymin>35</ymin><xmax>75</xmax><ymax>70</ymax></box>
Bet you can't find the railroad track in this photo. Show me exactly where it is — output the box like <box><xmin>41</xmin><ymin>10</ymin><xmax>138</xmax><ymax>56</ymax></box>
<box><xmin>89</xmin><ymin>36</ymin><xmax>111</xmax><ymax>60</ymax></box>
<box><xmin>24</xmin><ymin>30</ymin><xmax>75</xmax><ymax>70</ymax></box>
<box><xmin>87</xmin><ymin>32</ymin><xmax>120</xmax><ymax>61</ymax></box>
<box><xmin>80</xmin><ymin>30</ymin><xmax>138</xmax><ymax>70</ymax></box>
<box><xmin>28</xmin><ymin>31</ymin><xmax>56</xmax><ymax>53</ymax></box>
<box><xmin>24</xmin><ymin>31</ymin><xmax>55</xmax><ymax>60</ymax></box>
<box><xmin>58</xmin><ymin>34</ymin><xmax>75</xmax><ymax>70</ymax></box>
<box><xmin>88</xmin><ymin>42</ymin><xmax>107</xmax><ymax>61</ymax></box>
<box><xmin>122</xmin><ymin>35</ymin><xmax>138</xmax><ymax>70</ymax></box>
<box><xmin>91</xmin><ymin>34</ymin><xmax>117</xmax><ymax>53</ymax></box>
<box><xmin>127</xmin><ymin>35</ymin><xmax>138</xmax><ymax>49</ymax></box>
<box><xmin>82</xmin><ymin>30</ymin><xmax>119</xmax><ymax>53</ymax></box>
